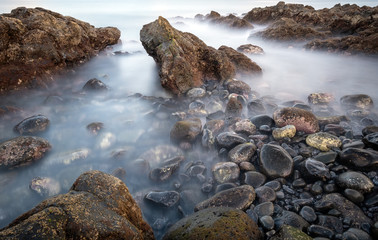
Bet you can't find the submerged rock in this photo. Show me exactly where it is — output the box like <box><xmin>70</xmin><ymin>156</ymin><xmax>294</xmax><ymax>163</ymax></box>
<box><xmin>145</xmin><ymin>191</ymin><xmax>180</xmax><ymax>207</ymax></box>
<box><xmin>0</xmin><ymin>136</ymin><xmax>51</xmax><ymax>168</ymax></box>
<box><xmin>273</xmin><ymin>107</ymin><xmax>319</xmax><ymax>133</ymax></box>
<box><xmin>14</xmin><ymin>114</ymin><xmax>50</xmax><ymax>135</ymax></box>
<box><xmin>170</xmin><ymin>118</ymin><xmax>202</xmax><ymax>143</ymax></box>
<box><xmin>163</xmin><ymin>207</ymin><xmax>263</xmax><ymax>240</ymax></box>
<box><xmin>340</xmin><ymin>94</ymin><xmax>374</xmax><ymax>110</ymax></box>
<box><xmin>140</xmin><ymin>16</ymin><xmax>261</xmax><ymax>95</ymax></box>
<box><xmin>0</xmin><ymin>7</ymin><xmax>120</xmax><ymax>94</ymax></box>
<box><xmin>202</xmin><ymin>11</ymin><xmax>254</xmax><ymax>29</ymax></box>
<box><xmin>82</xmin><ymin>78</ymin><xmax>109</xmax><ymax>92</ymax></box>
<box><xmin>0</xmin><ymin>171</ymin><xmax>154</xmax><ymax>239</ymax></box>
<box><xmin>29</xmin><ymin>177</ymin><xmax>61</xmax><ymax>197</ymax></box>
<box><xmin>237</xmin><ymin>44</ymin><xmax>264</xmax><ymax>55</ymax></box>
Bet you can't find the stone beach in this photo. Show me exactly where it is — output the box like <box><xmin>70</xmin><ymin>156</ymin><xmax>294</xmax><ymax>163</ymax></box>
<box><xmin>0</xmin><ymin>2</ymin><xmax>378</xmax><ymax>240</ymax></box>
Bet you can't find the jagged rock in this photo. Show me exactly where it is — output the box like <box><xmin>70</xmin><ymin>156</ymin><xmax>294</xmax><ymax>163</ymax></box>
<box><xmin>237</xmin><ymin>44</ymin><xmax>264</xmax><ymax>55</ymax></box>
<box><xmin>204</xmin><ymin>11</ymin><xmax>254</xmax><ymax>29</ymax></box>
<box><xmin>163</xmin><ymin>207</ymin><xmax>263</xmax><ymax>240</ymax></box>
<box><xmin>140</xmin><ymin>16</ymin><xmax>261</xmax><ymax>95</ymax></box>
<box><xmin>0</xmin><ymin>7</ymin><xmax>120</xmax><ymax>94</ymax></box>
<box><xmin>0</xmin><ymin>171</ymin><xmax>154</xmax><ymax>240</ymax></box>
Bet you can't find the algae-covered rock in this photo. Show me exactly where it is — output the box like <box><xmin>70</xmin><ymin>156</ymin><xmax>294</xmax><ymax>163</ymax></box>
<box><xmin>0</xmin><ymin>7</ymin><xmax>120</xmax><ymax>94</ymax></box>
<box><xmin>306</xmin><ymin>132</ymin><xmax>342</xmax><ymax>151</ymax></box>
<box><xmin>271</xmin><ymin>224</ymin><xmax>313</xmax><ymax>240</ymax></box>
<box><xmin>163</xmin><ymin>207</ymin><xmax>263</xmax><ymax>240</ymax></box>
<box><xmin>140</xmin><ymin>16</ymin><xmax>261</xmax><ymax>95</ymax></box>
<box><xmin>273</xmin><ymin>107</ymin><xmax>319</xmax><ymax>133</ymax></box>
<box><xmin>272</xmin><ymin>124</ymin><xmax>296</xmax><ymax>140</ymax></box>
<box><xmin>0</xmin><ymin>170</ymin><xmax>154</xmax><ymax>239</ymax></box>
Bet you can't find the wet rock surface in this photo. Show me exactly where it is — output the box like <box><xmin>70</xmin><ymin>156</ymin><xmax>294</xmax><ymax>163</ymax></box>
<box><xmin>0</xmin><ymin>136</ymin><xmax>51</xmax><ymax>168</ymax></box>
<box><xmin>163</xmin><ymin>207</ymin><xmax>263</xmax><ymax>240</ymax></box>
<box><xmin>140</xmin><ymin>16</ymin><xmax>261</xmax><ymax>95</ymax></box>
<box><xmin>0</xmin><ymin>7</ymin><xmax>120</xmax><ymax>94</ymax></box>
<box><xmin>0</xmin><ymin>170</ymin><xmax>154</xmax><ymax>239</ymax></box>
<box><xmin>274</xmin><ymin>107</ymin><xmax>319</xmax><ymax>133</ymax></box>
<box><xmin>13</xmin><ymin>114</ymin><xmax>50</xmax><ymax>135</ymax></box>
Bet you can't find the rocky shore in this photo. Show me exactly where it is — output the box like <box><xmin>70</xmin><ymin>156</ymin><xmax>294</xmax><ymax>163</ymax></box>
<box><xmin>0</xmin><ymin>2</ymin><xmax>378</xmax><ymax>240</ymax></box>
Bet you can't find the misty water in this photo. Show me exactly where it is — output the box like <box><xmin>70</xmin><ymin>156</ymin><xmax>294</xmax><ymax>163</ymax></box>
<box><xmin>1</xmin><ymin>0</ymin><xmax>378</xmax><ymax>237</ymax></box>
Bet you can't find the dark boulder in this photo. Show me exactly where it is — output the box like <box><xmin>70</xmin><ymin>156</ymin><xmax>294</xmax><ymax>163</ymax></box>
<box><xmin>140</xmin><ymin>16</ymin><xmax>261</xmax><ymax>95</ymax></box>
<box><xmin>0</xmin><ymin>170</ymin><xmax>154</xmax><ymax>239</ymax></box>
<box><xmin>0</xmin><ymin>7</ymin><xmax>120</xmax><ymax>94</ymax></box>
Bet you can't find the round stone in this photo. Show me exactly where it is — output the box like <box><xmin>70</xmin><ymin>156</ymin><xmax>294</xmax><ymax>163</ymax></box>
<box><xmin>298</xmin><ymin>158</ymin><xmax>331</xmax><ymax>182</ymax></box>
<box><xmin>216</xmin><ymin>132</ymin><xmax>246</xmax><ymax>150</ymax></box>
<box><xmin>194</xmin><ymin>185</ymin><xmax>256</xmax><ymax>211</ymax></box>
<box><xmin>343</xmin><ymin>228</ymin><xmax>372</xmax><ymax>240</ymax></box>
<box><xmin>300</xmin><ymin>206</ymin><xmax>317</xmax><ymax>223</ymax></box>
<box><xmin>306</xmin><ymin>132</ymin><xmax>342</xmax><ymax>151</ymax></box>
<box><xmin>259</xmin><ymin>143</ymin><xmax>293</xmax><ymax>179</ymax></box>
<box><xmin>270</xmin><ymin>224</ymin><xmax>313</xmax><ymax>240</ymax></box>
<box><xmin>343</xmin><ymin>189</ymin><xmax>364</xmax><ymax>203</ymax></box>
<box><xmin>212</xmin><ymin>162</ymin><xmax>240</xmax><ymax>184</ymax></box>
<box><xmin>231</xmin><ymin>119</ymin><xmax>257</xmax><ymax>136</ymax></box>
<box><xmin>363</xmin><ymin>132</ymin><xmax>378</xmax><ymax>150</ymax></box>
<box><xmin>308</xmin><ymin>225</ymin><xmax>335</xmax><ymax>239</ymax></box>
<box><xmin>186</xmin><ymin>88</ymin><xmax>206</xmax><ymax>98</ymax></box>
<box><xmin>272</xmin><ymin>125</ymin><xmax>296</xmax><ymax>140</ymax></box>
<box><xmin>82</xmin><ymin>78</ymin><xmax>108</xmax><ymax>92</ymax></box>
<box><xmin>145</xmin><ymin>191</ymin><xmax>180</xmax><ymax>207</ymax></box>
<box><xmin>250</xmin><ymin>114</ymin><xmax>275</xmax><ymax>128</ymax></box>
<box><xmin>170</xmin><ymin>118</ymin><xmax>202</xmax><ymax>143</ymax></box>
<box><xmin>239</xmin><ymin>161</ymin><xmax>255</xmax><ymax>171</ymax></box>
<box><xmin>243</xmin><ymin>171</ymin><xmax>266</xmax><ymax>188</ymax></box>
<box><xmin>308</xmin><ymin>93</ymin><xmax>334</xmax><ymax>105</ymax></box>
<box><xmin>259</xmin><ymin>215</ymin><xmax>274</xmax><ymax>230</ymax></box>
<box><xmin>255</xmin><ymin>186</ymin><xmax>276</xmax><ymax>203</ymax></box>
<box><xmin>275</xmin><ymin>210</ymin><xmax>310</xmax><ymax>231</ymax></box>
<box><xmin>264</xmin><ymin>180</ymin><xmax>281</xmax><ymax>191</ymax></box>
<box><xmin>226</xmin><ymin>80</ymin><xmax>251</xmax><ymax>96</ymax></box>
<box><xmin>273</xmin><ymin>107</ymin><xmax>319</xmax><ymax>133</ymax></box>
<box><xmin>338</xmin><ymin>147</ymin><xmax>378</xmax><ymax>170</ymax></box>
<box><xmin>336</xmin><ymin>171</ymin><xmax>374</xmax><ymax>193</ymax></box>
<box><xmin>14</xmin><ymin>114</ymin><xmax>50</xmax><ymax>135</ymax></box>
<box><xmin>340</xmin><ymin>94</ymin><xmax>374</xmax><ymax>110</ymax></box>
<box><xmin>228</xmin><ymin>143</ymin><xmax>257</xmax><ymax>163</ymax></box>
<box><xmin>254</xmin><ymin>202</ymin><xmax>274</xmax><ymax>217</ymax></box>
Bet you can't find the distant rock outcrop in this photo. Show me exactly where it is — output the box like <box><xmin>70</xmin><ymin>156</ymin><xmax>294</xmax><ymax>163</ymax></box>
<box><xmin>244</xmin><ymin>1</ymin><xmax>378</xmax><ymax>54</ymax></box>
<box><xmin>196</xmin><ymin>11</ymin><xmax>254</xmax><ymax>29</ymax></box>
<box><xmin>140</xmin><ymin>16</ymin><xmax>261</xmax><ymax>95</ymax></box>
<box><xmin>0</xmin><ymin>170</ymin><xmax>154</xmax><ymax>240</ymax></box>
<box><xmin>0</xmin><ymin>7</ymin><xmax>120</xmax><ymax>94</ymax></box>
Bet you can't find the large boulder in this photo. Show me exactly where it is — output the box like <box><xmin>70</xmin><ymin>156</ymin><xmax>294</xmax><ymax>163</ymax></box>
<box><xmin>0</xmin><ymin>170</ymin><xmax>154</xmax><ymax>240</ymax></box>
<box><xmin>0</xmin><ymin>7</ymin><xmax>120</xmax><ymax>94</ymax></box>
<box><xmin>140</xmin><ymin>16</ymin><xmax>261</xmax><ymax>95</ymax></box>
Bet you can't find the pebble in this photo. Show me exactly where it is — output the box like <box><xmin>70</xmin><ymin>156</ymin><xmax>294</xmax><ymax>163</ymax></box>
<box><xmin>194</xmin><ymin>185</ymin><xmax>255</xmax><ymax>211</ymax></box>
<box><xmin>308</xmin><ymin>225</ymin><xmax>335</xmax><ymax>239</ymax></box>
<box><xmin>206</xmin><ymin>100</ymin><xmax>223</xmax><ymax>114</ymax></box>
<box><xmin>212</xmin><ymin>162</ymin><xmax>240</xmax><ymax>183</ymax></box>
<box><xmin>145</xmin><ymin>191</ymin><xmax>180</xmax><ymax>207</ymax></box>
<box><xmin>308</xmin><ymin>93</ymin><xmax>334</xmax><ymax>105</ymax></box>
<box><xmin>340</xmin><ymin>94</ymin><xmax>374</xmax><ymax>110</ymax></box>
<box><xmin>14</xmin><ymin>114</ymin><xmax>50</xmax><ymax>135</ymax></box>
<box><xmin>259</xmin><ymin>143</ymin><xmax>293</xmax><ymax>178</ymax></box>
<box><xmin>86</xmin><ymin>122</ymin><xmax>104</xmax><ymax>136</ymax></box>
<box><xmin>254</xmin><ymin>202</ymin><xmax>274</xmax><ymax>217</ymax></box>
<box><xmin>250</xmin><ymin>114</ymin><xmax>275</xmax><ymax>128</ymax></box>
<box><xmin>343</xmin><ymin>228</ymin><xmax>372</xmax><ymax>240</ymax></box>
<box><xmin>306</xmin><ymin>132</ymin><xmax>342</xmax><ymax>151</ymax></box>
<box><xmin>239</xmin><ymin>161</ymin><xmax>255</xmax><ymax>171</ymax></box>
<box><xmin>298</xmin><ymin>158</ymin><xmax>331</xmax><ymax>182</ymax></box>
<box><xmin>343</xmin><ymin>188</ymin><xmax>364</xmax><ymax>203</ymax></box>
<box><xmin>336</xmin><ymin>171</ymin><xmax>374</xmax><ymax>193</ymax></box>
<box><xmin>273</xmin><ymin>107</ymin><xmax>319</xmax><ymax>133</ymax></box>
<box><xmin>300</xmin><ymin>206</ymin><xmax>317</xmax><ymax>223</ymax></box>
<box><xmin>363</xmin><ymin>132</ymin><xmax>378</xmax><ymax>150</ymax></box>
<box><xmin>225</xmin><ymin>94</ymin><xmax>243</xmax><ymax>118</ymax></box>
<box><xmin>170</xmin><ymin>118</ymin><xmax>202</xmax><ymax>143</ymax></box>
<box><xmin>338</xmin><ymin>147</ymin><xmax>378</xmax><ymax>170</ymax></box>
<box><xmin>230</xmin><ymin>119</ymin><xmax>257</xmax><ymax>135</ymax></box>
<box><xmin>228</xmin><ymin>143</ymin><xmax>256</xmax><ymax>163</ymax></box>
<box><xmin>242</xmin><ymin>171</ymin><xmax>266</xmax><ymax>188</ymax></box>
<box><xmin>215</xmin><ymin>182</ymin><xmax>237</xmax><ymax>193</ymax></box>
<box><xmin>255</xmin><ymin>186</ymin><xmax>276</xmax><ymax>203</ymax></box>
<box><xmin>186</xmin><ymin>88</ymin><xmax>206</xmax><ymax>98</ymax></box>
<box><xmin>274</xmin><ymin>210</ymin><xmax>310</xmax><ymax>231</ymax></box>
<box><xmin>226</xmin><ymin>80</ymin><xmax>252</xmax><ymax>96</ymax></box>
<box><xmin>318</xmin><ymin>215</ymin><xmax>343</xmax><ymax>234</ymax></box>
<box><xmin>264</xmin><ymin>180</ymin><xmax>281</xmax><ymax>191</ymax></box>
<box><xmin>259</xmin><ymin>215</ymin><xmax>274</xmax><ymax>230</ymax></box>
<box><xmin>272</xmin><ymin>125</ymin><xmax>296</xmax><ymax>140</ymax></box>
<box><xmin>248</xmin><ymin>100</ymin><xmax>266</xmax><ymax>116</ymax></box>
<box><xmin>216</xmin><ymin>132</ymin><xmax>246</xmax><ymax>149</ymax></box>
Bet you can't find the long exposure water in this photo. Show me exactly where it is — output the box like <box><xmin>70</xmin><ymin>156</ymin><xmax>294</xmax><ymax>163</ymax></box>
<box><xmin>1</xmin><ymin>0</ymin><xmax>378</xmax><ymax>237</ymax></box>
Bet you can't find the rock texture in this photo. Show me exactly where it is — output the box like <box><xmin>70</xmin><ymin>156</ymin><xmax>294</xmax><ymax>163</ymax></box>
<box><xmin>163</xmin><ymin>207</ymin><xmax>263</xmax><ymax>240</ymax></box>
<box><xmin>0</xmin><ymin>7</ymin><xmax>120</xmax><ymax>94</ymax></box>
<box><xmin>197</xmin><ymin>11</ymin><xmax>254</xmax><ymax>29</ymax></box>
<box><xmin>140</xmin><ymin>16</ymin><xmax>261</xmax><ymax>95</ymax></box>
<box><xmin>244</xmin><ymin>1</ymin><xmax>378</xmax><ymax>55</ymax></box>
<box><xmin>0</xmin><ymin>170</ymin><xmax>154</xmax><ymax>240</ymax></box>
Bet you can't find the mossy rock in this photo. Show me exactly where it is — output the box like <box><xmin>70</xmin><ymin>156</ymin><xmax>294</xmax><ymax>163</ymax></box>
<box><xmin>270</xmin><ymin>225</ymin><xmax>313</xmax><ymax>240</ymax></box>
<box><xmin>163</xmin><ymin>207</ymin><xmax>262</xmax><ymax>240</ymax></box>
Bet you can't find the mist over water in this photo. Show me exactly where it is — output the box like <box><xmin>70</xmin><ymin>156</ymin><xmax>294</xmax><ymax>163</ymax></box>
<box><xmin>0</xmin><ymin>0</ymin><xmax>378</xmax><ymax>236</ymax></box>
